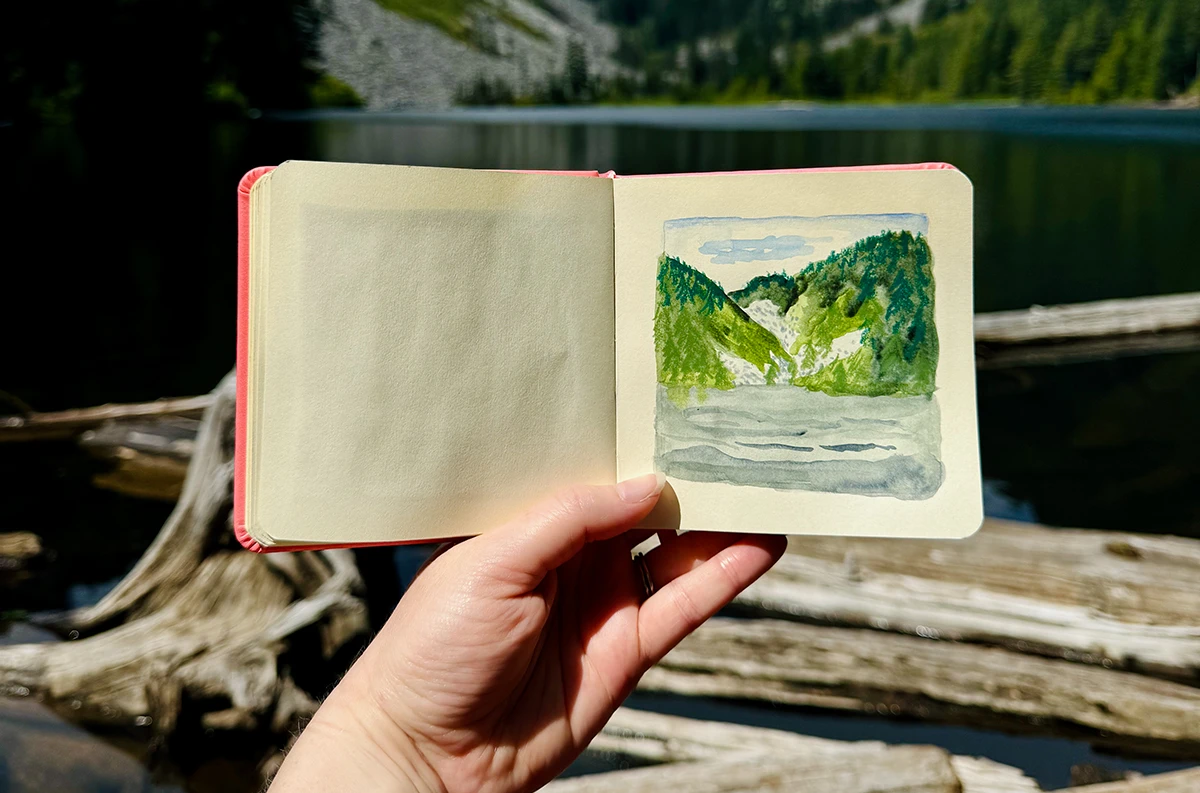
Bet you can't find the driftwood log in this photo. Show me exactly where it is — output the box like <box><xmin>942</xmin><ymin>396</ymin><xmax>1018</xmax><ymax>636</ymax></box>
<box><xmin>77</xmin><ymin>417</ymin><xmax>198</xmax><ymax>501</ymax></box>
<box><xmin>973</xmin><ymin>293</ymin><xmax>1200</xmax><ymax>344</ymax></box>
<box><xmin>1067</xmin><ymin>769</ymin><xmax>1200</xmax><ymax>793</ymax></box>
<box><xmin>974</xmin><ymin>291</ymin><xmax>1200</xmax><ymax>368</ymax></box>
<box><xmin>0</xmin><ymin>394</ymin><xmax>212</xmax><ymax>442</ymax></box>
<box><xmin>557</xmin><ymin>744</ymin><xmax>962</xmax><ymax>793</ymax></box>
<box><xmin>0</xmin><ymin>373</ymin><xmax>368</xmax><ymax>739</ymax></box>
<box><xmin>0</xmin><ymin>531</ymin><xmax>42</xmax><ymax>588</ymax></box>
<box><xmin>573</xmin><ymin>707</ymin><xmax>1041</xmax><ymax>793</ymax></box>
<box><xmin>0</xmin><ymin>532</ymin><xmax>41</xmax><ymax>563</ymax></box>
<box><xmin>639</xmin><ymin>616</ymin><xmax>1200</xmax><ymax>757</ymax></box>
<box><xmin>735</xmin><ymin>521</ymin><xmax>1200</xmax><ymax>680</ymax></box>
<box><xmin>561</xmin><ymin>707</ymin><xmax>1197</xmax><ymax>793</ymax></box>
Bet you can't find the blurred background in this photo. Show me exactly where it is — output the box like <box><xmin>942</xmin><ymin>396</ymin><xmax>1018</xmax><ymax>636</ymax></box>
<box><xmin>2</xmin><ymin>1</ymin><xmax>1200</xmax><ymax>791</ymax></box>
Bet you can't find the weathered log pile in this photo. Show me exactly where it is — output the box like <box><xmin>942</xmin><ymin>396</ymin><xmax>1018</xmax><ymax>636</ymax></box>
<box><xmin>634</xmin><ymin>521</ymin><xmax>1200</xmax><ymax>759</ymax></box>
<box><xmin>0</xmin><ymin>374</ymin><xmax>369</xmax><ymax>746</ymax></box>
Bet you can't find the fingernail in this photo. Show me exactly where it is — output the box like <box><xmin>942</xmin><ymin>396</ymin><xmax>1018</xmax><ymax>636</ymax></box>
<box><xmin>617</xmin><ymin>472</ymin><xmax>667</xmax><ymax>503</ymax></box>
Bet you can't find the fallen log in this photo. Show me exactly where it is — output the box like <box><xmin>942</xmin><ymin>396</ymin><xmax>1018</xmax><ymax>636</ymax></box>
<box><xmin>1066</xmin><ymin>768</ymin><xmax>1200</xmax><ymax>792</ymax></box>
<box><xmin>17</xmin><ymin>427</ymin><xmax>1200</xmax><ymax>687</ymax></box>
<box><xmin>0</xmin><ymin>532</ymin><xmax>41</xmax><ymax>568</ymax></box>
<box><xmin>974</xmin><ymin>293</ymin><xmax>1200</xmax><ymax>368</ymax></box>
<box><xmin>735</xmin><ymin>520</ymin><xmax>1200</xmax><ymax>681</ymax></box>
<box><xmin>0</xmin><ymin>532</ymin><xmax>42</xmax><ymax>588</ymax></box>
<box><xmin>973</xmin><ymin>293</ymin><xmax>1200</xmax><ymax>345</ymax></box>
<box><xmin>0</xmin><ymin>395</ymin><xmax>212</xmax><ymax>442</ymax></box>
<box><xmin>638</xmin><ymin>618</ymin><xmax>1200</xmax><ymax>758</ymax></box>
<box><xmin>0</xmin><ymin>373</ymin><xmax>368</xmax><ymax>738</ymax></box>
<box><xmin>581</xmin><ymin>707</ymin><xmax>1041</xmax><ymax>793</ymax></box>
<box><xmin>566</xmin><ymin>707</ymin><xmax>1200</xmax><ymax>793</ymax></box>
<box><xmin>78</xmin><ymin>417</ymin><xmax>197</xmax><ymax>501</ymax></box>
<box><xmin>549</xmin><ymin>745</ymin><xmax>961</xmax><ymax>793</ymax></box>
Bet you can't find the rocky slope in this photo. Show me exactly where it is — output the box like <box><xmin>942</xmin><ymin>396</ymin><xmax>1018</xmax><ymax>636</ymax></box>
<box><xmin>314</xmin><ymin>0</ymin><xmax>619</xmax><ymax>108</ymax></box>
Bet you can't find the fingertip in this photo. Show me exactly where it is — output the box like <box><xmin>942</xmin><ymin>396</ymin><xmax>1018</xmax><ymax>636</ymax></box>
<box><xmin>738</xmin><ymin>533</ymin><xmax>789</xmax><ymax>574</ymax></box>
<box><xmin>720</xmin><ymin>535</ymin><xmax>783</xmax><ymax>575</ymax></box>
<box><xmin>616</xmin><ymin>472</ymin><xmax>667</xmax><ymax>504</ymax></box>
<box><xmin>760</xmin><ymin>532</ymin><xmax>789</xmax><ymax>560</ymax></box>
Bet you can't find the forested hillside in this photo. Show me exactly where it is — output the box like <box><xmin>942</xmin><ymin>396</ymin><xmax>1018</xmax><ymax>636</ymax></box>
<box><xmin>8</xmin><ymin>0</ymin><xmax>1196</xmax><ymax>120</ymax></box>
<box><xmin>589</xmin><ymin>0</ymin><xmax>1200</xmax><ymax>103</ymax></box>
<box><xmin>819</xmin><ymin>0</ymin><xmax>1200</xmax><ymax>102</ymax></box>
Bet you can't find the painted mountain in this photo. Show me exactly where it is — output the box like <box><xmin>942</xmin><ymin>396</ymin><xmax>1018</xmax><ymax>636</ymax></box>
<box><xmin>653</xmin><ymin>227</ymin><xmax>944</xmax><ymax>500</ymax></box>
<box><xmin>655</xmin><ymin>230</ymin><xmax>938</xmax><ymax>402</ymax></box>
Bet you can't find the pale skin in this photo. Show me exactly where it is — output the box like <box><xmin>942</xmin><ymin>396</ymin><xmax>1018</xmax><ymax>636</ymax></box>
<box><xmin>268</xmin><ymin>473</ymin><xmax>786</xmax><ymax>793</ymax></box>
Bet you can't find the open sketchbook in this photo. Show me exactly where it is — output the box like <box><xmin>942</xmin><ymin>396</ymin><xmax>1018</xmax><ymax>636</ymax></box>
<box><xmin>236</xmin><ymin>161</ymin><xmax>981</xmax><ymax>551</ymax></box>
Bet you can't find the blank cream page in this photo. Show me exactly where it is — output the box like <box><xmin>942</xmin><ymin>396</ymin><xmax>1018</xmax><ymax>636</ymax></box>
<box><xmin>613</xmin><ymin>168</ymin><xmax>981</xmax><ymax>538</ymax></box>
<box><xmin>249</xmin><ymin>161</ymin><xmax>616</xmax><ymax>545</ymax></box>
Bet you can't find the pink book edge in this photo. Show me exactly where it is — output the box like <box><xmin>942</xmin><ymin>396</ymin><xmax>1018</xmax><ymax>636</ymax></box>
<box><xmin>235</xmin><ymin>161</ymin><xmax>956</xmax><ymax>552</ymax></box>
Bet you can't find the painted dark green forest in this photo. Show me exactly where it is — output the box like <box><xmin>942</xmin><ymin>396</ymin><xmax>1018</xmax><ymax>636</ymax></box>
<box><xmin>654</xmin><ymin>230</ymin><xmax>938</xmax><ymax>404</ymax></box>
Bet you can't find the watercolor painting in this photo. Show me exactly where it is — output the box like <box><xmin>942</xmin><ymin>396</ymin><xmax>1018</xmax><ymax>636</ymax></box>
<box><xmin>654</xmin><ymin>214</ymin><xmax>944</xmax><ymax>500</ymax></box>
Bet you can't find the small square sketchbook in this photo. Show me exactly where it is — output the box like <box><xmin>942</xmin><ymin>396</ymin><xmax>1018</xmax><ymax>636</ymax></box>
<box><xmin>235</xmin><ymin>161</ymin><xmax>981</xmax><ymax>552</ymax></box>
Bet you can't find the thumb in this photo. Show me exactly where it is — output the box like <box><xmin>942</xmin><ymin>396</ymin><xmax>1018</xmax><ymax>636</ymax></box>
<box><xmin>481</xmin><ymin>474</ymin><xmax>666</xmax><ymax>584</ymax></box>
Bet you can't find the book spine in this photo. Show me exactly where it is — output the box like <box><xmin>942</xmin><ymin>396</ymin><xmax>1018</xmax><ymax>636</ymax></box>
<box><xmin>235</xmin><ymin>167</ymin><xmax>276</xmax><ymax>553</ymax></box>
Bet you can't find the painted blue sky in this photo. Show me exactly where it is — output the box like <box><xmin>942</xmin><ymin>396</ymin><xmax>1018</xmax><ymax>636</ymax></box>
<box><xmin>664</xmin><ymin>213</ymin><xmax>929</xmax><ymax>292</ymax></box>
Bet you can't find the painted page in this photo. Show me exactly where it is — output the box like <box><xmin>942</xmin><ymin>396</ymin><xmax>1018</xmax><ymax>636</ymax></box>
<box><xmin>613</xmin><ymin>169</ymin><xmax>981</xmax><ymax>538</ymax></box>
<box><xmin>247</xmin><ymin>162</ymin><xmax>616</xmax><ymax>545</ymax></box>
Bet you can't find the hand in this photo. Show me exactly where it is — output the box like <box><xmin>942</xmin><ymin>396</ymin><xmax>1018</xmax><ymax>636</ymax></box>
<box><xmin>268</xmin><ymin>475</ymin><xmax>786</xmax><ymax>793</ymax></box>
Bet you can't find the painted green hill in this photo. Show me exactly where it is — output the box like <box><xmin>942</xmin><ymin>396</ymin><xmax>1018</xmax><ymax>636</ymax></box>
<box><xmin>729</xmin><ymin>272</ymin><xmax>800</xmax><ymax>314</ymax></box>
<box><xmin>786</xmin><ymin>230</ymin><xmax>938</xmax><ymax>397</ymax></box>
<box><xmin>655</xmin><ymin>255</ymin><xmax>792</xmax><ymax>405</ymax></box>
<box><xmin>676</xmin><ymin>230</ymin><xmax>938</xmax><ymax>399</ymax></box>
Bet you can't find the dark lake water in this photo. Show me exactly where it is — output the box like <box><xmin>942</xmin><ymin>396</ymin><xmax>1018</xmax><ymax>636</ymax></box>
<box><xmin>2</xmin><ymin>104</ymin><xmax>1200</xmax><ymax>790</ymax></box>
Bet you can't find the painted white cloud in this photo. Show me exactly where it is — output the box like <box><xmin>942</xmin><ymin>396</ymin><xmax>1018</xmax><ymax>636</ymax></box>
<box><xmin>698</xmin><ymin>234</ymin><xmax>833</xmax><ymax>264</ymax></box>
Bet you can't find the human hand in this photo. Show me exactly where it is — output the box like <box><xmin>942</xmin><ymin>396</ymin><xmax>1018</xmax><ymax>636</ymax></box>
<box><xmin>268</xmin><ymin>475</ymin><xmax>786</xmax><ymax>793</ymax></box>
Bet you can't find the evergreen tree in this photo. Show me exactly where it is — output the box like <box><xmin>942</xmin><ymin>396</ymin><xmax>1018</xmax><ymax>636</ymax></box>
<box><xmin>565</xmin><ymin>38</ymin><xmax>590</xmax><ymax>101</ymax></box>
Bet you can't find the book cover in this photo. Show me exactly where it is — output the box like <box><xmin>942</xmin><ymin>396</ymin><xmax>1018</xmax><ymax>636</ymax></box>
<box><xmin>236</xmin><ymin>161</ymin><xmax>979</xmax><ymax>551</ymax></box>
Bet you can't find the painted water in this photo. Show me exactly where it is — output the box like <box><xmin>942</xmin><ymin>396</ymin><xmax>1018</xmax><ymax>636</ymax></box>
<box><xmin>655</xmin><ymin>385</ymin><xmax>943</xmax><ymax>498</ymax></box>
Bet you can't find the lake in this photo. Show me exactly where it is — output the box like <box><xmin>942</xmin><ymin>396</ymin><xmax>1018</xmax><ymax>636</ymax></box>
<box><xmin>2</xmin><ymin>104</ymin><xmax>1200</xmax><ymax>790</ymax></box>
<box><xmin>655</xmin><ymin>385</ymin><xmax>943</xmax><ymax>499</ymax></box>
